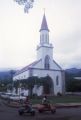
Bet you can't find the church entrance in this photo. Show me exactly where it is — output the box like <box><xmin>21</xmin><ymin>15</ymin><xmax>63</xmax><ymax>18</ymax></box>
<box><xmin>42</xmin><ymin>76</ymin><xmax>54</xmax><ymax>95</ymax></box>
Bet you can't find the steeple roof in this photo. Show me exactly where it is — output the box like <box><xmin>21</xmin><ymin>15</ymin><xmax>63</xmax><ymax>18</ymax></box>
<box><xmin>40</xmin><ymin>14</ymin><xmax>49</xmax><ymax>32</ymax></box>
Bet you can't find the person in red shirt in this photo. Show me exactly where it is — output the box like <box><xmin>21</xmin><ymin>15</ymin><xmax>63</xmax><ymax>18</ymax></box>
<box><xmin>24</xmin><ymin>96</ymin><xmax>31</xmax><ymax>111</ymax></box>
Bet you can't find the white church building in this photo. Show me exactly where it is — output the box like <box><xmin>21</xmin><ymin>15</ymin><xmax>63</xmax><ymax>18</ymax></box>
<box><xmin>13</xmin><ymin>14</ymin><xmax>65</xmax><ymax>96</ymax></box>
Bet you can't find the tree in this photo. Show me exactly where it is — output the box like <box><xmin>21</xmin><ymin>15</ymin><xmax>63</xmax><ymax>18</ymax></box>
<box><xmin>65</xmin><ymin>71</ymin><xmax>81</xmax><ymax>92</ymax></box>
<box><xmin>40</xmin><ymin>76</ymin><xmax>53</xmax><ymax>94</ymax></box>
<box><xmin>12</xmin><ymin>76</ymin><xmax>53</xmax><ymax>96</ymax></box>
<box><xmin>27</xmin><ymin>76</ymin><xmax>39</xmax><ymax>96</ymax></box>
<box><xmin>14</xmin><ymin>0</ymin><xmax>34</xmax><ymax>13</ymax></box>
<box><xmin>13</xmin><ymin>76</ymin><xmax>39</xmax><ymax>96</ymax></box>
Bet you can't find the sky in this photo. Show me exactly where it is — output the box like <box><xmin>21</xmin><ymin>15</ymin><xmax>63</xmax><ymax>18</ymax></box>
<box><xmin>0</xmin><ymin>0</ymin><xmax>81</xmax><ymax>70</ymax></box>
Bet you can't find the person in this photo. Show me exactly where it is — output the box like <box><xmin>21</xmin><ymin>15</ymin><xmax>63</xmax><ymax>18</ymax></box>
<box><xmin>24</xmin><ymin>96</ymin><xmax>32</xmax><ymax>111</ymax></box>
<box><xmin>25</xmin><ymin>96</ymin><xmax>30</xmax><ymax>104</ymax></box>
<box><xmin>42</xmin><ymin>96</ymin><xmax>50</xmax><ymax>107</ymax></box>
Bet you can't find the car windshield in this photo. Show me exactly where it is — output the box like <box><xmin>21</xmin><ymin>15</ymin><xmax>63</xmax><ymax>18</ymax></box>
<box><xmin>11</xmin><ymin>95</ymin><xmax>19</xmax><ymax>97</ymax></box>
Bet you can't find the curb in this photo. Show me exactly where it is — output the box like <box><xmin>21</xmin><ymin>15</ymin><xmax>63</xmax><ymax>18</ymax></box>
<box><xmin>3</xmin><ymin>101</ymin><xmax>81</xmax><ymax>109</ymax></box>
<box><xmin>55</xmin><ymin>104</ymin><xmax>81</xmax><ymax>108</ymax></box>
<box><xmin>33</xmin><ymin>104</ymin><xmax>81</xmax><ymax>109</ymax></box>
<box><xmin>55</xmin><ymin>103</ymin><xmax>81</xmax><ymax>108</ymax></box>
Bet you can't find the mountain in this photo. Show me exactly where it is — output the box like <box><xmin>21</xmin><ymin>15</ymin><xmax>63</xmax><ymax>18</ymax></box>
<box><xmin>0</xmin><ymin>70</ymin><xmax>16</xmax><ymax>80</ymax></box>
<box><xmin>65</xmin><ymin>68</ymin><xmax>81</xmax><ymax>77</ymax></box>
<box><xmin>66</xmin><ymin>68</ymin><xmax>81</xmax><ymax>73</ymax></box>
<box><xmin>0</xmin><ymin>67</ymin><xmax>81</xmax><ymax>80</ymax></box>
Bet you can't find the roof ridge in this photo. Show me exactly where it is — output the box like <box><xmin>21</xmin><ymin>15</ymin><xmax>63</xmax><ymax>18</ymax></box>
<box><xmin>14</xmin><ymin>59</ymin><xmax>41</xmax><ymax>76</ymax></box>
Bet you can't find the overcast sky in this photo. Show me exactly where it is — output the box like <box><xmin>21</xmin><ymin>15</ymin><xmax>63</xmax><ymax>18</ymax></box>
<box><xmin>0</xmin><ymin>0</ymin><xmax>81</xmax><ymax>70</ymax></box>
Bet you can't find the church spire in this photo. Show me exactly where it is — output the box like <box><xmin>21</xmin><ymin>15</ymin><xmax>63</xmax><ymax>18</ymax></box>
<box><xmin>39</xmin><ymin>13</ymin><xmax>50</xmax><ymax>45</ymax></box>
<box><xmin>40</xmin><ymin>13</ymin><xmax>49</xmax><ymax>32</ymax></box>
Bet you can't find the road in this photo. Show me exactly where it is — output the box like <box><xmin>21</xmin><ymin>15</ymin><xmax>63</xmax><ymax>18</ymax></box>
<box><xmin>0</xmin><ymin>98</ymin><xmax>81</xmax><ymax>120</ymax></box>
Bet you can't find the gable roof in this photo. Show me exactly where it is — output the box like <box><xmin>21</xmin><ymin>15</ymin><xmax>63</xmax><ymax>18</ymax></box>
<box><xmin>53</xmin><ymin>60</ymin><xmax>62</xmax><ymax>70</ymax></box>
<box><xmin>14</xmin><ymin>59</ymin><xmax>41</xmax><ymax>76</ymax></box>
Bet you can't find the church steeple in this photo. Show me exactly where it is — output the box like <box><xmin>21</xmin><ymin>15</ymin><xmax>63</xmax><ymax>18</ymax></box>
<box><xmin>37</xmin><ymin>13</ymin><xmax>53</xmax><ymax>61</ymax></box>
<box><xmin>39</xmin><ymin>14</ymin><xmax>49</xmax><ymax>45</ymax></box>
<box><xmin>40</xmin><ymin>14</ymin><xmax>49</xmax><ymax>32</ymax></box>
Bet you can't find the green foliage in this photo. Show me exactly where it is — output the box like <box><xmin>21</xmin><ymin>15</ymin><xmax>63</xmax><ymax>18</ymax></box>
<box><xmin>65</xmin><ymin>72</ymin><xmax>81</xmax><ymax>92</ymax></box>
<box><xmin>0</xmin><ymin>78</ymin><xmax>13</xmax><ymax>92</ymax></box>
<box><xmin>0</xmin><ymin>70</ymin><xmax>16</xmax><ymax>92</ymax></box>
<box><xmin>31</xmin><ymin>95</ymin><xmax>81</xmax><ymax>104</ymax></box>
<box><xmin>39</xmin><ymin>76</ymin><xmax>53</xmax><ymax>94</ymax></box>
<box><xmin>13</xmin><ymin>75</ymin><xmax>53</xmax><ymax>95</ymax></box>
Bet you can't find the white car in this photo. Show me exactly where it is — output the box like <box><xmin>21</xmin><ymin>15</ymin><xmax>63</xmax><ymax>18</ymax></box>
<box><xmin>9</xmin><ymin>94</ymin><xmax>26</xmax><ymax>101</ymax></box>
<box><xmin>1</xmin><ymin>92</ymin><xmax>12</xmax><ymax>99</ymax></box>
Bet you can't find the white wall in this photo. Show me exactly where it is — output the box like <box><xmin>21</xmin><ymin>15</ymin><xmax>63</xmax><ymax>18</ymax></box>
<box><xmin>13</xmin><ymin>68</ymin><xmax>64</xmax><ymax>95</ymax></box>
<box><xmin>13</xmin><ymin>70</ymin><xmax>29</xmax><ymax>81</ymax></box>
<box><xmin>32</xmin><ymin>69</ymin><xmax>63</xmax><ymax>95</ymax></box>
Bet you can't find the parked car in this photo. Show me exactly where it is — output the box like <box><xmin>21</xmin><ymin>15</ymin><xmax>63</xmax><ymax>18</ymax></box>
<box><xmin>9</xmin><ymin>94</ymin><xmax>26</xmax><ymax>101</ymax></box>
<box><xmin>1</xmin><ymin>92</ymin><xmax>12</xmax><ymax>99</ymax></box>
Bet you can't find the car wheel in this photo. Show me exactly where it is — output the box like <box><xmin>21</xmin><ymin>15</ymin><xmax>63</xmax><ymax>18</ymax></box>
<box><xmin>19</xmin><ymin>111</ymin><xmax>23</xmax><ymax>115</ymax></box>
<box><xmin>51</xmin><ymin>109</ymin><xmax>56</xmax><ymax>114</ymax></box>
<box><xmin>31</xmin><ymin>111</ymin><xmax>35</xmax><ymax>116</ymax></box>
<box><xmin>18</xmin><ymin>109</ymin><xmax>24</xmax><ymax>116</ymax></box>
<box><xmin>39</xmin><ymin>109</ymin><xmax>43</xmax><ymax>113</ymax></box>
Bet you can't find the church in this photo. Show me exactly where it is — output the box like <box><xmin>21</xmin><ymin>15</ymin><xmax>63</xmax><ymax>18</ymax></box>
<box><xmin>13</xmin><ymin>14</ymin><xmax>65</xmax><ymax>95</ymax></box>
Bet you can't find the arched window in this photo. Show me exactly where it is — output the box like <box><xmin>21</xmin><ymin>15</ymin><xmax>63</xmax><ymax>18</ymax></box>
<box><xmin>56</xmin><ymin>76</ymin><xmax>59</xmax><ymax>85</ymax></box>
<box><xmin>44</xmin><ymin>55</ymin><xmax>50</xmax><ymax>69</ymax></box>
<box><xmin>42</xmin><ymin>34</ymin><xmax>44</xmax><ymax>43</ymax></box>
<box><xmin>45</xmin><ymin>34</ymin><xmax>49</xmax><ymax>43</ymax></box>
<box><xmin>45</xmin><ymin>34</ymin><xmax>47</xmax><ymax>43</ymax></box>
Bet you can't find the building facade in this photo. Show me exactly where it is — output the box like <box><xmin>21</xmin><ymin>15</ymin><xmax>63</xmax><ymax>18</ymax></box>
<box><xmin>13</xmin><ymin>14</ymin><xmax>65</xmax><ymax>95</ymax></box>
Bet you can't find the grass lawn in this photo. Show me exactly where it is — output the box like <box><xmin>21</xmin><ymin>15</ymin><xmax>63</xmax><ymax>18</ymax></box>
<box><xmin>31</xmin><ymin>95</ymin><xmax>81</xmax><ymax>104</ymax></box>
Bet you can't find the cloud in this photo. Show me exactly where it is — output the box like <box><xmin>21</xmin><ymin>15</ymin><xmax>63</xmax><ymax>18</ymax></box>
<box><xmin>53</xmin><ymin>28</ymin><xmax>81</xmax><ymax>69</ymax></box>
<box><xmin>0</xmin><ymin>0</ymin><xmax>81</xmax><ymax>69</ymax></box>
